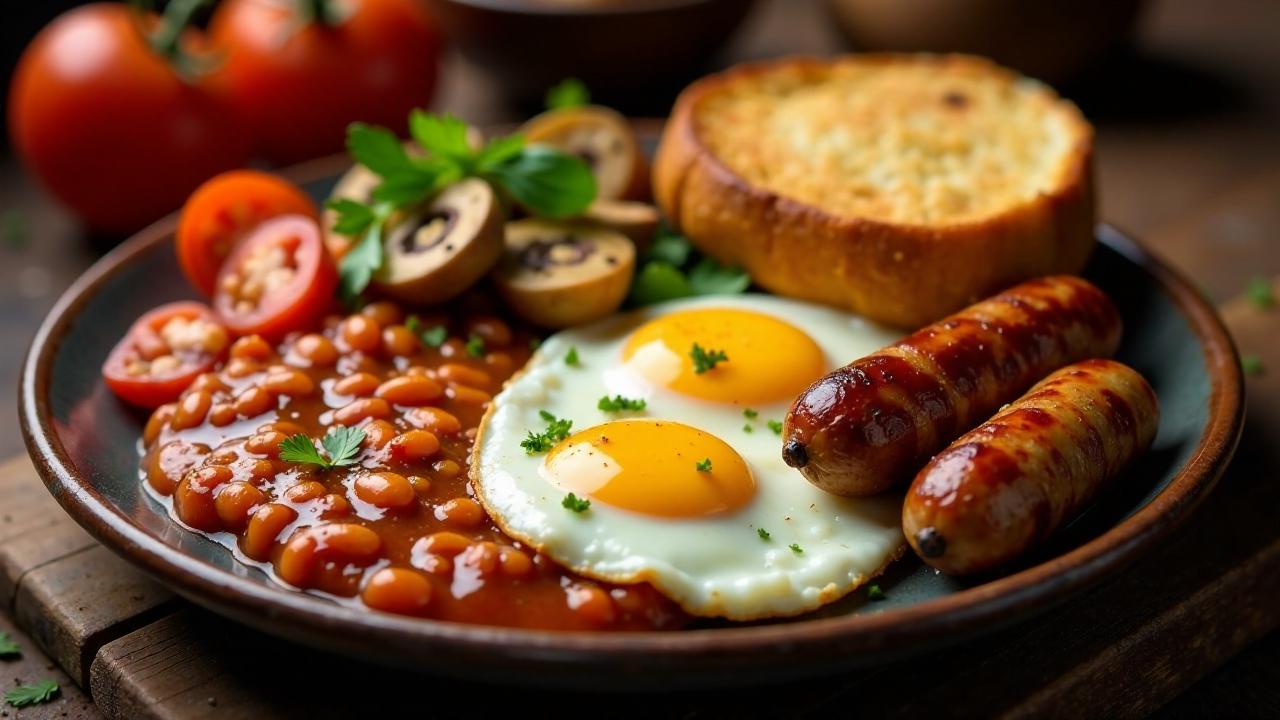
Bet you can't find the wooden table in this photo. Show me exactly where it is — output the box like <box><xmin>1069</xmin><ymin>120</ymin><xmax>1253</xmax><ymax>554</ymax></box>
<box><xmin>3</xmin><ymin>0</ymin><xmax>1280</xmax><ymax>716</ymax></box>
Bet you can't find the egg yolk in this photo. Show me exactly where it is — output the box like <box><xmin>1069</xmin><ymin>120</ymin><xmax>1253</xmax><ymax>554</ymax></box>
<box><xmin>620</xmin><ymin>308</ymin><xmax>826</xmax><ymax>404</ymax></box>
<box><xmin>540</xmin><ymin>420</ymin><xmax>755</xmax><ymax>518</ymax></box>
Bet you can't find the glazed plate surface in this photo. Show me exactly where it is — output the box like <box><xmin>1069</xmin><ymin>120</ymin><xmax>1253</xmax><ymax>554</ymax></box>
<box><xmin>20</xmin><ymin>158</ymin><xmax>1243</xmax><ymax>688</ymax></box>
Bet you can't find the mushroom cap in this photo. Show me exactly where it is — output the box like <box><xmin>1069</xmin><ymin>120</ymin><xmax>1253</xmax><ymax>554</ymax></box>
<box><xmin>520</xmin><ymin>106</ymin><xmax>648</xmax><ymax>201</ymax></box>
<box><xmin>582</xmin><ymin>199</ymin><xmax>660</xmax><ymax>252</ymax></box>
<box><xmin>372</xmin><ymin>177</ymin><xmax>504</xmax><ymax>305</ymax></box>
<box><xmin>494</xmin><ymin>218</ymin><xmax>636</xmax><ymax>328</ymax></box>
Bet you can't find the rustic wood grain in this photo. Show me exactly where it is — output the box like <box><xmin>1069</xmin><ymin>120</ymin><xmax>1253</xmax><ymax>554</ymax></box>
<box><xmin>13</xmin><ymin>546</ymin><xmax>174</xmax><ymax>689</ymax></box>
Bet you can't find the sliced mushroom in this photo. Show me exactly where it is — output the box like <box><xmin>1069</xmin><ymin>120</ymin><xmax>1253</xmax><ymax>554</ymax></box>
<box><xmin>581</xmin><ymin>199</ymin><xmax>660</xmax><ymax>252</ymax></box>
<box><xmin>520</xmin><ymin>106</ymin><xmax>648</xmax><ymax>201</ymax></box>
<box><xmin>494</xmin><ymin>219</ymin><xmax>636</xmax><ymax>329</ymax></box>
<box><xmin>323</xmin><ymin>128</ymin><xmax>487</xmax><ymax>259</ymax></box>
<box><xmin>372</xmin><ymin>178</ymin><xmax>504</xmax><ymax>305</ymax></box>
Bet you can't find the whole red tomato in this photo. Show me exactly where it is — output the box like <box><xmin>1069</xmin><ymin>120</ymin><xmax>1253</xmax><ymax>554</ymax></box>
<box><xmin>209</xmin><ymin>0</ymin><xmax>441</xmax><ymax>165</ymax></box>
<box><xmin>8</xmin><ymin>4</ymin><xmax>250</xmax><ymax>235</ymax></box>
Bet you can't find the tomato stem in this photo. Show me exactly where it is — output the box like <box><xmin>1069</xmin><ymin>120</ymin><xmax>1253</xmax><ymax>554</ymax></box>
<box><xmin>150</xmin><ymin>0</ymin><xmax>211</xmax><ymax>58</ymax></box>
<box><xmin>301</xmin><ymin>0</ymin><xmax>345</xmax><ymax>26</ymax></box>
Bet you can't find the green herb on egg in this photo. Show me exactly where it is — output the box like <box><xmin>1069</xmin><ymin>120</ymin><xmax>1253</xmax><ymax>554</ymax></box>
<box><xmin>696</xmin><ymin>458</ymin><xmax>713</xmax><ymax>473</ymax></box>
<box><xmin>757</xmin><ymin>528</ymin><xmax>771</xmax><ymax>541</ymax></box>
<box><xmin>690</xmin><ymin>343</ymin><xmax>728</xmax><ymax>374</ymax></box>
<box><xmin>598</xmin><ymin>395</ymin><xmax>647</xmax><ymax>412</ymax></box>
<box><xmin>561</xmin><ymin>492</ymin><xmax>591</xmax><ymax>513</ymax></box>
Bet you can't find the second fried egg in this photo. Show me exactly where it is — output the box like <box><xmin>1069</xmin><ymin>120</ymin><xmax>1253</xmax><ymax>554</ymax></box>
<box><xmin>472</xmin><ymin>294</ymin><xmax>905</xmax><ymax>620</ymax></box>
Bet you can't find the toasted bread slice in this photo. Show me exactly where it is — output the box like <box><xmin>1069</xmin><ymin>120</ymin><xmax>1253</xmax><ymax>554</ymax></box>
<box><xmin>653</xmin><ymin>54</ymin><xmax>1095</xmax><ymax>328</ymax></box>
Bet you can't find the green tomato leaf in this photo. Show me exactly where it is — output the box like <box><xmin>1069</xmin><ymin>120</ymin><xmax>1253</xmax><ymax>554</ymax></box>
<box><xmin>347</xmin><ymin>123</ymin><xmax>415</xmax><ymax>177</ymax></box>
<box><xmin>486</xmin><ymin>145</ymin><xmax>597</xmax><ymax>218</ymax></box>
<box><xmin>409</xmin><ymin>110</ymin><xmax>474</xmax><ymax>163</ymax></box>
<box><xmin>688</xmin><ymin>257</ymin><xmax>751</xmax><ymax>296</ymax></box>
<box><xmin>629</xmin><ymin>261</ymin><xmax>693</xmax><ymax>306</ymax></box>
<box><xmin>545</xmin><ymin>78</ymin><xmax>590</xmax><ymax>110</ymax></box>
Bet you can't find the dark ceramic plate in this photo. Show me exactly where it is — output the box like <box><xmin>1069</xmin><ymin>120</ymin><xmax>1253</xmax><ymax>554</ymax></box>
<box><xmin>20</xmin><ymin>153</ymin><xmax>1243</xmax><ymax>689</ymax></box>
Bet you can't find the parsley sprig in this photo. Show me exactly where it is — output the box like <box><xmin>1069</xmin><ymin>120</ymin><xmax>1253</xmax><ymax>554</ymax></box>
<box><xmin>278</xmin><ymin>427</ymin><xmax>367</xmax><ymax>469</ymax></box>
<box><xmin>757</xmin><ymin>528</ymin><xmax>771</xmax><ymax>541</ymax></box>
<box><xmin>562</xmin><ymin>492</ymin><xmax>591</xmax><ymax>513</ymax></box>
<box><xmin>629</xmin><ymin>225</ymin><xmax>751</xmax><ymax>306</ymax></box>
<box><xmin>695</xmin><ymin>458</ymin><xmax>713</xmax><ymax>472</ymax></box>
<box><xmin>597</xmin><ymin>395</ymin><xmax>646</xmax><ymax>412</ymax></box>
<box><xmin>0</xmin><ymin>631</ymin><xmax>20</xmax><ymax>658</ymax></box>
<box><xmin>406</xmin><ymin>315</ymin><xmax>448</xmax><ymax>348</ymax></box>
<box><xmin>565</xmin><ymin>346</ymin><xmax>581</xmax><ymax>366</ymax></box>
<box><xmin>521</xmin><ymin>410</ymin><xmax>573</xmax><ymax>454</ymax></box>
<box><xmin>690</xmin><ymin>343</ymin><xmax>728</xmax><ymax>374</ymax></box>
<box><xmin>766</xmin><ymin>419</ymin><xmax>783</xmax><ymax>435</ymax></box>
<box><xmin>789</xmin><ymin>543</ymin><xmax>804</xmax><ymax>554</ymax></box>
<box><xmin>546</xmin><ymin>78</ymin><xmax>590</xmax><ymax>110</ymax></box>
<box><xmin>4</xmin><ymin>679</ymin><xmax>58</xmax><ymax>708</ymax></box>
<box><xmin>330</xmin><ymin>111</ymin><xmax>597</xmax><ymax>301</ymax></box>
<box><xmin>1246</xmin><ymin>276</ymin><xmax>1275</xmax><ymax>310</ymax></box>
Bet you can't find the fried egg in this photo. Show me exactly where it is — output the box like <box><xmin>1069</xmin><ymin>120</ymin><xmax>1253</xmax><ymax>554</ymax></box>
<box><xmin>472</xmin><ymin>294</ymin><xmax>906</xmax><ymax>619</ymax></box>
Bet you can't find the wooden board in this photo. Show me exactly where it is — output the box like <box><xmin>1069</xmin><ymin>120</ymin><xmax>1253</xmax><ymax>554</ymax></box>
<box><xmin>0</xmin><ymin>280</ymin><xmax>1275</xmax><ymax>718</ymax></box>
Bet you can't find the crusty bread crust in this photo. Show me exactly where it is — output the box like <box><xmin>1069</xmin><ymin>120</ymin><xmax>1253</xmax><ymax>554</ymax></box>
<box><xmin>654</xmin><ymin>54</ymin><xmax>1095</xmax><ymax>329</ymax></box>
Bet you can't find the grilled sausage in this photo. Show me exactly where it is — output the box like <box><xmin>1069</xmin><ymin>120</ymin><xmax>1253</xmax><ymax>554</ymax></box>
<box><xmin>902</xmin><ymin>359</ymin><xmax>1159</xmax><ymax>574</ymax></box>
<box><xmin>782</xmin><ymin>276</ymin><xmax>1121</xmax><ymax>496</ymax></box>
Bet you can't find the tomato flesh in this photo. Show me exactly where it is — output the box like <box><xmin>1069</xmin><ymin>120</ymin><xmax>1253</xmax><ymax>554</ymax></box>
<box><xmin>103</xmin><ymin>302</ymin><xmax>229</xmax><ymax>408</ymax></box>
<box><xmin>214</xmin><ymin>215</ymin><xmax>338</xmax><ymax>341</ymax></box>
<box><xmin>177</xmin><ymin>170</ymin><xmax>319</xmax><ymax>296</ymax></box>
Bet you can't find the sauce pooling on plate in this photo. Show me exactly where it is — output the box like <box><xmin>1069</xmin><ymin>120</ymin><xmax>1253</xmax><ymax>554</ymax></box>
<box><xmin>139</xmin><ymin>300</ymin><xmax>683</xmax><ymax>630</ymax></box>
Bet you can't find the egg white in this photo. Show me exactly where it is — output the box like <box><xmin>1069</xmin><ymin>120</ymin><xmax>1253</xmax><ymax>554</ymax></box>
<box><xmin>472</xmin><ymin>294</ymin><xmax>906</xmax><ymax>620</ymax></box>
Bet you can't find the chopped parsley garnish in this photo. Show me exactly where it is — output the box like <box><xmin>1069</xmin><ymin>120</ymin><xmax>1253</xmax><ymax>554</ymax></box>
<box><xmin>278</xmin><ymin>427</ymin><xmax>366</xmax><ymax>469</ymax></box>
<box><xmin>4</xmin><ymin>679</ymin><xmax>59</xmax><ymax>708</ymax></box>
<box><xmin>561</xmin><ymin>492</ymin><xmax>591</xmax><ymax>513</ymax></box>
<box><xmin>465</xmin><ymin>334</ymin><xmax>486</xmax><ymax>358</ymax></box>
<box><xmin>565</xmin><ymin>346</ymin><xmax>580</xmax><ymax>366</ymax></box>
<box><xmin>695</xmin><ymin>458</ymin><xmax>712</xmax><ymax>473</ymax></box>
<box><xmin>597</xmin><ymin>395</ymin><xmax>647</xmax><ymax>412</ymax></box>
<box><xmin>521</xmin><ymin>410</ymin><xmax>574</xmax><ymax>454</ymax></box>
<box><xmin>0</xmin><ymin>631</ymin><xmax>19</xmax><ymax>658</ymax></box>
<box><xmin>689</xmin><ymin>343</ymin><xmax>728</xmax><ymax>374</ymax></box>
<box><xmin>757</xmin><ymin>528</ymin><xmax>771</xmax><ymax>541</ymax></box>
<box><xmin>743</xmin><ymin>408</ymin><xmax>758</xmax><ymax>419</ymax></box>
<box><xmin>330</xmin><ymin>111</ymin><xmax>597</xmax><ymax>301</ymax></box>
<box><xmin>1242</xmin><ymin>354</ymin><xmax>1265</xmax><ymax>376</ymax></box>
<box><xmin>1246</xmin><ymin>276</ymin><xmax>1275</xmax><ymax>310</ymax></box>
<box><xmin>743</xmin><ymin>423</ymin><xmax>754</xmax><ymax>433</ymax></box>
<box><xmin>867</xmin><ymin>584</ymin><xmax>886</xmax><ymax>601</ymax></box>
<box><xmin>545</xmin><ymin>78</ymin><xmax>590</xmax><ymax>110</ymax></box>
<box><xmin>766</xmin><ymin>419</ymin><xmax>783</xmax><ymax>435</ymax></box>
<box><xmin>406</xmin><ymin>315</ymin><xmax>448</xmax><ymax>348</ymax></box>
<box><xmin>789</xmin><ymin>543</ymin><xmax>804</xmax><ymax>554</ymax></box>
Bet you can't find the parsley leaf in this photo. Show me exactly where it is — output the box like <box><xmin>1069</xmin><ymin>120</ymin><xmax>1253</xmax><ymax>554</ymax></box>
<box><xmin>647</xmin><ymin>225</ymin><xmax>692</xmax><ymax>266</ymax></box>
<box><xmin>409</xmin><ymin>110</ymin><xmax>473</xmax><ymax>163</ymax></box>
<box><xmin>690</xmin><ymin>343</ymin><xmax>728</xmax><ymax>374</ymax></box>
<box><xmin>546</xmin><ymin>78</ymin><xmax>590</xmax><ymax>110</ymax></box>
<box><xmin>743</xmin><ymin>423</ymin><xmax>754</xmax><ymax>433</ymax></box>
<box><xmin>867</xmin><ymin>584</ymin><xmax>886</xmax><ymax>601</ymax></box>
<box><xmin>406</xmin><ymin>316</ymin><xmax>448</xmax><ymax>348</ymax></box>
<box><xmin>466</xmin><ymin>334</ymin><xmax>486</xmax><ymax>358</ymax></box>
<box><xmin>743</xmin><ymin>408</ymin><xmax>758</xmax><ymax>419</ymax></box>
<box><xmin>565</xmin><ymin>346</ymin><xmax>580</xmax><ymax>366</ymax></box>
<box><xmin>628</xmin><ymin>261</ymin><xmax>694</xmax><ymax>306</ymax></box>
<box><xmin>598</xmin><ymin>395</ymin><xmax>647</xmax><ymax>412</ymax></box>
<box><xmin>279</xmin><ymin>428</ymin><xmax>367</xmax><ymax>469</ymax></box>
<box><xmin>1242</xmin><ymin>354</ymin><xmax>1265</xmax><ymax>376</ymax></box>
<box><xmin>475</xmin><ymin>134</ymin><xmax>527</xmax><ymax>171</ymax></box>
<box><xmin>1246</xmin><ymin>276</ymin><xmax>1275</xmax><ymax>310</ymax></box>
<box><xmin>338</xmin><ymin>218</ymin><xmax>386</xmax><ymax>305</ymax></box>
<box><xmin>0</xmin><ymin>631</ymin><xmax>20</xmax><ymax>658</ymax></box>
<box><xmin>696</xmin><ymin>458</ymin><xmax>712</xmax><ymax>472</ymax></box>
<box><xmin>687</xmin><ymin>258</ymin><xmax>751</xmax><ymax>295</ymax></box>
<box><xmin>789</xmin><ymin>543</ymin><xmax>804</xmax><ymax>554</ymax></box>
<box><xmin>347</xmin><ymin>122</ymin><xmax>417</xmax><ymax>177</ymax></box>
<box><xmin>757</xmin><ymin>527</ymin><xmax>770</xmax><ymax>540</ymax></box>
<box><xmin>561</xmin><ymin>492</ymin><xmax>591</xmax><ymax>513</ymax></box>
<box><xmin>521</xmin><ymin>411</ymin><xmax>574</xmax><ymax>454</ymax></box>
<box><xmin>484</xmin><ymin>145</ymin><xmax>597</xmax><ymax>218</ymax></box>
<box><xmin>767</xmin><ymin>419</ymin><xmax>783</xmax><ymax>435</ymax></box>
<box><xmin>4</xmin><ymin>679</ymin><xmax>58</xmax><ymax>708</ymax></box>
<box><xmin>327</xmin><ymin>198</ymin><xmax>378</xmax><ymax>236</ymax></box>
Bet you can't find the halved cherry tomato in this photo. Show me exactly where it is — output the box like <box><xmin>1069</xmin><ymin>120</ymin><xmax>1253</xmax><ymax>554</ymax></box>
<box><xmin>177</xmin><ymin>170</ymin><xmax>319</xmax><ymax>296</ymax></box>
<box><xmin>214</xmin><ymin>215</ymin><xmax>337</xmax><ymax>341</ymax></box>
<box><xmin>103</xmin><ymin>302</ymin><xmax>230</xmax><ymax>408</ymax></box>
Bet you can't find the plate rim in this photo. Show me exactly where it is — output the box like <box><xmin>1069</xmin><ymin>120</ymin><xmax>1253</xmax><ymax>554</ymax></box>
<box><xmin>18</xmin><ymin>156</ymin><xmax>1244</xmax><ymax>677</ymax></box>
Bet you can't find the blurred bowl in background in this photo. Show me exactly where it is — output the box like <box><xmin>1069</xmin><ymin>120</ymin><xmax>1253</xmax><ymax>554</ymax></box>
<box><xmin>425</xmin><ymin>0</ymin><xmax>756</xmax><ymax>111</ymax></box>
<box><xmin>825</xmin><ymin>0</ymin><xmax>1146</xmax><ymax>83</ymax></box>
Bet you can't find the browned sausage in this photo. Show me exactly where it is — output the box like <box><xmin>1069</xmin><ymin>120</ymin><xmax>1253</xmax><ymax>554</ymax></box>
<box><xmin>782</xmin><ymin>276</ymin><xmax>1121</xmax><ymax>496</ymax></box>
<box><xmin>902</xmin><ymin>359</ymin><xmax>1158</xmax><ymax>574</ymax></box>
